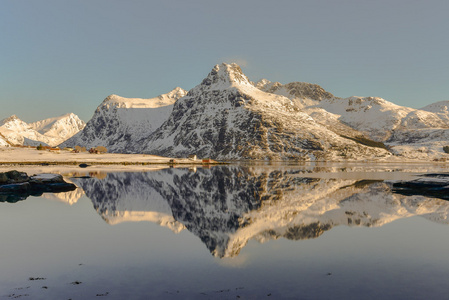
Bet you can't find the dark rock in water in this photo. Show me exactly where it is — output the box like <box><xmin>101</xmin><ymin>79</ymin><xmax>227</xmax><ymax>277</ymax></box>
<box><xmin>30</xmin><ymin>174</ymin><xmax>65</xmax><ymax>184</ymax></box>
<box><xmin>420</xmin><ymin>173</ymin><xmax>449</xmax><ymax>178</ymax></box>
<box><xmin>0</xmin><ymin>194</ymin><xmax>28</xmax><ymax>203</ymax></box>
<box><xmin>0</xmin><ymin>170</ymin><xmax>29</xmax><ymax>184</ymax></box>
<box><xmin>392</xmin><ymin>174</ymin><xmax>449</xmax><ymax>201</ymax></box>
<box><xmin>0</xmin><ymin>171</ymin><xmax>77</xmax><ymax>203</ymax></box>
<box><xmin>29</xmin><ymin>182</ymin><xmax>77</xmax><ymax>194</ymax></box>
<box><xmin>0</xmin><ymin>182</ymin><xmax>31</xmax><ymax>192</ymax></box>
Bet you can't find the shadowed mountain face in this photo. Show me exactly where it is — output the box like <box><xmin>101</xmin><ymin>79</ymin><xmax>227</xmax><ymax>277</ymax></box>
<box><xmin>72</xmin><ymin>167</ymin><xmax>449</xmax><ymax>258</ymax></box>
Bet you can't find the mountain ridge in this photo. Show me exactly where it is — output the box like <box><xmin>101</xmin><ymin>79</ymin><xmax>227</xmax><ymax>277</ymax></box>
<box><xmin>60</xmin><ymin>87</ymin><xmax>187</xmax><ymax>152</ymax></box>
<box><xmin>3</xmin><ymin>62</ymin><xmax>449</xmax><ymax>161</ymax></box>
<box><xmin>136</xmin><ymin>63</ymin><xmax>391</xmax><ymax>160</ymax></box>
<box><xmin>0</xmin><ymin>113</ymin><xmax>85</xmax><ymax>147</ymax></box>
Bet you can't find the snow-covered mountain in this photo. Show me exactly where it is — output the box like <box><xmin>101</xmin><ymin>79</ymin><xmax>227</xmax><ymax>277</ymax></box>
<box><xmin>318</xmin><ymin>97</ymin><xmax>448</xmax><ymax>141</ymax></box>
<box><xmin>421</xmin><ymin>100</ymin><xmax>449</xmax><ymax>120</ymax></box>
<box><xmin>256</xmin><ymin>80</ymin><xmax>377</xmax><ymax>139</ymax></box>
<box><xmin>52</xmin><ymin>62</ymin><xmax>449</xmax><ymax>160</ymax></box>
<box><xmin>60</xmin><ymin>87</ymin><xmax>187</xmax><ymax>152</ymax></box>
<box><xmin>258</xmin><ymin>79</ymin><xmax>449</xmax><ymax>159</ymax></box>
<box><xmin>29</xmin><ymin>113</ymin><xmax>86</xmax><ymax>146</ymax></box>
<box><xmin>0</xmin><ymin>115</ymin><xmax>49</xmax><ymax>146</ymax></box>
<box><xmin>316</xmin><ymin>97</ymin><xmax>449</xmax><ymax>159</ymax></box>
<box><xmin>73</xmin><ymin>167</ymin><xmax>449</xmax><ymax>258</ymax></box>
<box><xmin>258</xmin><ymin>80</ymin><xmax>449</xmax><ymax>140</ymax></box>
<box><xmin>0</xmin><ymin>114</ymin><xmax>85</xmax><ymax>147</ymax></box>
<box><xmin>138</xmin><ymin>63</ymin><xmax>390</xmax><ymax>160</ymax></box>
<box><xmin>256</xmin><ymin>79</ymin><xmax>335</xmax><ymax>107</ymax></box>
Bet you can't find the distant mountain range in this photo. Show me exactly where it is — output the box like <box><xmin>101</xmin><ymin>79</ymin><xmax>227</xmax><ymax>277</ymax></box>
<box><xmin>0</xmin><ymin>113</ymin><xmax>85</xmax><ymax>147</ymax></box>
<box><xmin>4</xmin><ymin>62</ymin><xmax>449</xmax><ymax>160</ymax></box>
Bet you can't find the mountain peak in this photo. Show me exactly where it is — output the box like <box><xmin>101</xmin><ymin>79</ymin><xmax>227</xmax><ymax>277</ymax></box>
<box><xmin>255</xmin><ymin>78</ymin><xmax>273</xmax><ymax>89</ymax></box>
<box><xmin>164</xmin><ymin>87</ymin><xmax>188</xmax><ymax>99</ymax></box>
<box><xmin>201</xmin><ymin>63</ymin><xmax>252</xmax><ymax>88</ymax></box>
<box><xmin>255</xmin><ymin>79</ymin><xmax>283</xmax><ymax>92</ymax></box>
<box><xmin>1</xmin><ymin>115</ymin><xmax>21</xmax><ymax>125</ymax></box>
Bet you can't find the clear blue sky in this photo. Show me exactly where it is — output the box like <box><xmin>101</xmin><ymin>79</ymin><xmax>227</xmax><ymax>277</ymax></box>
<box><xmin>2</xmin><ymin>0</ymin><xmax>448</xmax><ymax>122</ymax></box>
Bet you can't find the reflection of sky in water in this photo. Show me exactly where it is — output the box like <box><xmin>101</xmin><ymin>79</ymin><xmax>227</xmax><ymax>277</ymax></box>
<box><xmin>1</xmin><ymin>165</ymin><xmax>449</xmax><ymax>299</ymax></box>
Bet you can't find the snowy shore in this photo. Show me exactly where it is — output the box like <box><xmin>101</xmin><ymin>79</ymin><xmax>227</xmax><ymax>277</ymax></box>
<box><xmin>1</xmin><ymin>146</ymin><xmax>448</xmax><ymax>167</ymax></box>
<box><xmin>0</xmin><ymin>147</ymin><xmax>221</xmax><ymax>167</ymax></box>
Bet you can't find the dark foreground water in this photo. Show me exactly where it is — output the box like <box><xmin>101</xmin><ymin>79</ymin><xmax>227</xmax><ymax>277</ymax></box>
<box><xmin>1</xmin><ymin>163</ymin><xmax>449</xmax><ymax>300</ymax></box>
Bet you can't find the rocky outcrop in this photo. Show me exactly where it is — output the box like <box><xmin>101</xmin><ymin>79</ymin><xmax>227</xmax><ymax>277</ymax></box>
<box><xmin>0</xmin><ymin>171</ymin><xmax>77</xmax><ymax>203</ymax></box>
<box><xmin>392</xmin><ymin>173</ymin><xmax>449</xmax><ymax>200</ymax></box>
<box><xmin>256</xmin><ymin>79</ymin><xmax>335</xmax><ymax>105</ymax></box>
<box><xmin>0</xmin><ymin>170</ymin><xmax>29</xmax><ymax>184</ymax></box>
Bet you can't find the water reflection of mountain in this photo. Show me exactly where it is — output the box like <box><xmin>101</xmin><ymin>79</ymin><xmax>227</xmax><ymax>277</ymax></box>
<box><xmin>41</xmin><ymin>188</ymin><xmax>85</xmax><ymax>205</ymax></box>
<box><xmin>72</xmin><ymin>167</ymin><xmax>449</xmax><ymax>258</ymax></box>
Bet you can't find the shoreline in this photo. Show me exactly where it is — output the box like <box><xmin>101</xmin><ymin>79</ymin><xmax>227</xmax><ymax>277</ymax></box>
<box><xmin>0</xmin><ymin>147</ymin><xmax>225</xmax><ymax>166</ymax></box>
<box><xmin>1</xmin><ymin>146</ymin><xmax>448</xmax><ymax>167</ymax></box>
<box><xmin>0</xmin><ymin>160</ymin><xmax>227</xmax><ymax>166</ymax></box>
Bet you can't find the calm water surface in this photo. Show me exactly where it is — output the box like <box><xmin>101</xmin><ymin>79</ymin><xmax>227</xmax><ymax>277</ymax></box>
<box><xmin>1</xmin><ymin>163</ymin><xmax>449</xmax><ymax>299</ymax></box>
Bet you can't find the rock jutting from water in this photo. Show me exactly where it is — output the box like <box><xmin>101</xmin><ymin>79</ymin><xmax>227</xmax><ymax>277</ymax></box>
<box><xmin>0</xmin><ymin>170</ymin><xmax>77</xmax><ymax>203</ymax></box>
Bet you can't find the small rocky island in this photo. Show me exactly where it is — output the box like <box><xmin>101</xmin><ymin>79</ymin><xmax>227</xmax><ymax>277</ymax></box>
<box><xmin>392</xmin><ymin>173</ymin><xmax>449</xmax><ymax>201</ymax></box>
<box><xmin>0</xmin><ymin>170</ymin><xmax>76</xmax><ymax>202</ymax></box>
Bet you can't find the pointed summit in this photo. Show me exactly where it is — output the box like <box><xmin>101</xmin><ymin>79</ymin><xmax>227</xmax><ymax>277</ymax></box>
<box><xmin>1</xmin><ymin>115</ymin><xmax>21</xmax><ymax>125</ymax></box>
<box><xmin>29</xmin><ymin>113</ymin><xmax>86</xmax><ymax>145</ymax></box>
<box><xmin>157</xmin><ymin>87</ymin><xmax>187</xmax><ymax>104</ymax></box>
<box><xmin>200</xmin><ymin>63</ymin><xmax>252</xmax><ymax>89</ymax></box>
<box><xmin>164</xmin><ymin>87</ymin><xmax>187</xmax><ymax>100</ymax></box>
<box><xmin>1</xmin><ymin>115</ymin><xmax>29</xmax><ymax>131</ymax></box>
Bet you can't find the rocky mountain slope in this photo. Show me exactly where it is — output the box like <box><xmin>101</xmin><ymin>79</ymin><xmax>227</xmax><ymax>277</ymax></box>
<box><xmin>258</xmin><ymin>79</ymin><xmax>449</xmax><ymax>159</ymax></box>
<box><xmin>37</xmin><ymin>62</ymin><xmax>449</xmax><ymax>161</ymax></box>
<box><xmin>138</xmin><ymin>63</ymin><xmax>390</xmax><ymax>160</ymax></box>
<box><xmin>72</xmin><ymin>167</ymin><xmax>449</xmax><ymax>258</ymax></box>
<box><xmin>60</xmin><ymin>87</ymin><xmax>187</xmax><ymax>152</ymax></box>
<box><xmin>0</xmin><ymin>114</ymin><xmax>85</xmax><ymax>147</ymax></box>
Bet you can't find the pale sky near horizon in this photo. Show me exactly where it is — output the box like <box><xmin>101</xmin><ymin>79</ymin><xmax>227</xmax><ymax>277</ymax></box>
<box><xmin>1</xmin><ymin>0</ymin><xmax>449</xmax><ymax>123</ymax></box>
